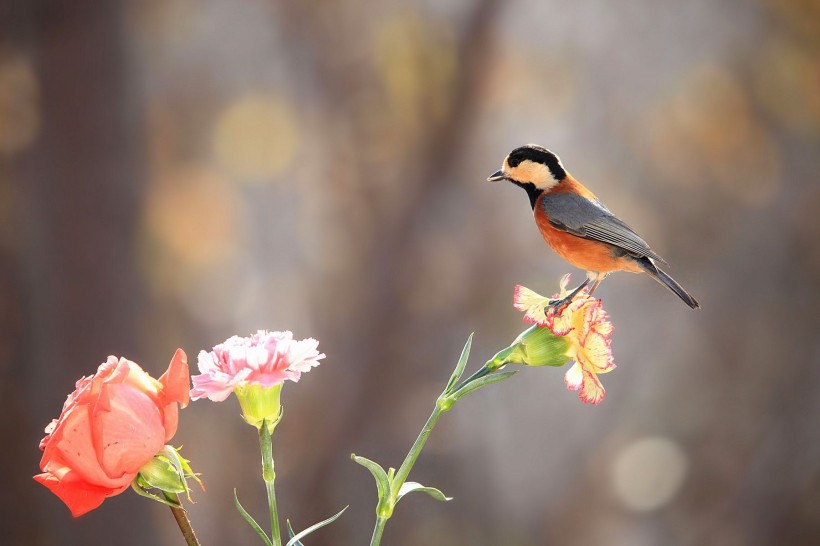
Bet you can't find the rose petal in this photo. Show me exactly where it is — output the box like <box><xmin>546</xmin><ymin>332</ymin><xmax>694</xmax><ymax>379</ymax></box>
<box><xmin>41</xmin><ymin>404</ymin><xmax>128</xmax><ymax>489</ymax></box>
<box><xmin>102</xmin><ymin>384</ymin><xmax>166</xmax><ymax>476</ymax></box>
<box><xmin>159</xmin><ymin>349</ymin><xmax>190</xmax><ymax>409</ymax></box>
<box><xmin>34</xmin><ymin>471</ymin><xmax>126</xmax><ymax>517</ymax></box>
<box><xmin>36</xmin><ymin>352</ymin><xmax>189</xmax><ymax>516</ymax></box>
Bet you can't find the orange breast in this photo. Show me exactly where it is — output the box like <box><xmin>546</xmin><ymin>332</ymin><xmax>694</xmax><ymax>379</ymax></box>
<box><xmin>534</xmin><ymin>189</ymin><xmax>642</xmax><ymax>274</ymax></box>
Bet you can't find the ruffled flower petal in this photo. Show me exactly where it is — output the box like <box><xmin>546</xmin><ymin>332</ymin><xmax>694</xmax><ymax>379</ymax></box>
<box><xmin>577</xmin><ymin>368</ymin><xmax>606</xmax><ymax>405</ymax></box>
<box><xmin>514</xmin><ymin>276</ymin><xmax>615</xmax><ymax>405</ymax></box>
<box><xmin>513</xmin><ymin>285</ymin><xmax>551</xmax><ymax>326</ymax></box>
<box><xmin>190</xmin><ymin>330</ymin><xmax>325</xmax><ymax>402</ymax></box>
<box><xmin>564</xmin><ymin>362</ymin><xmax>584</xmax><ymax>390</ymax></box>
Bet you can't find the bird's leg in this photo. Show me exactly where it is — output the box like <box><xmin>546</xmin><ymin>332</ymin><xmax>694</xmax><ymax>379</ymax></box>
<box><xmin>546</xmin><ymin>277</ymin><xmax>591</xmax><ymax>311</ymax></box>
<box><xmin>587</xmin><ymin>272</ymin><xmax>607</xmax><ymax>296</ymax></box>
<box><xmin>588</xmin><ymin>279</ymin><xmax>602</xmax><ymax>296</ymax></box>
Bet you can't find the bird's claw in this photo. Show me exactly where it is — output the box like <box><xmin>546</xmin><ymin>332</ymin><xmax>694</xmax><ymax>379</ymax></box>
<box><xmin>545</xmin><ymin>296</ymin><xmax>571</xmax><ymax>313</ymax></box>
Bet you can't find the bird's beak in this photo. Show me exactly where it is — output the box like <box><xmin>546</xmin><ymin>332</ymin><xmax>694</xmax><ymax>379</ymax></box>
<box><xmin>487</xmin><ymin>170</ymin><xmax>505</xmax><ymax>182</ymax></box>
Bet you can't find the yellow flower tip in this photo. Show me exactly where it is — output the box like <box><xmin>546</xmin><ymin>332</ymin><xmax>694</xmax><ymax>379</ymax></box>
<box><xmin>563</xmin><ymin>297</ymin><xmax>615</xmax><ymax>405</ymax></box>
<box><xmin>513</xmin><ymin>285</ymin><xmax>551</xmax><ymax>326</ymax></box>
<box><xmin>558</xmin><ymin>273</ymin><xmax>572</xmax><ymax>296</ymax></box>
<box><xmin>564</xmin><ymin>362</ymin><xmax>606</xmax><ymax>405</ymax></box>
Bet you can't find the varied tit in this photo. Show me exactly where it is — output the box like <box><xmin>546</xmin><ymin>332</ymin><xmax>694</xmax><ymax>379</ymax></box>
<box><xmin>488</xmin><ymin>144</ymin><xmax>699</xmax><ymax>309</ymax></box>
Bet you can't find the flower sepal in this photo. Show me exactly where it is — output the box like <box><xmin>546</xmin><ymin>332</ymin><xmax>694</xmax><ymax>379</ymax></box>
<box><xmin>133</xmin><ymin>445</ymin><xmax>203</xmax><ymax>507</ymax></box>
<box><xmin>235</xmin><ymin>383</ymin><xmax>284</xmax><ymax>434</ymax></box>
<box><xmin>486</xmin><ymin>324</ymin><xmax>571</xmax><ymax>370</ymax></box>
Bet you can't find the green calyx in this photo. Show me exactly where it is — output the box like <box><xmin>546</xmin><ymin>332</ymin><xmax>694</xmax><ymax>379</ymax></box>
<box><xmin>134</xmin><ymin>445</ymin><xmax>202</xmax><ymax>507</ymax></box>
<box><xmin>485</xmin><ymin>324</ymin><xmax>570</xmax><ymax>370</ymax></box>
<box><xmin>235</xmin><ymin>383</ymin><xmax>283</xmax><ymax>434</ymax></box>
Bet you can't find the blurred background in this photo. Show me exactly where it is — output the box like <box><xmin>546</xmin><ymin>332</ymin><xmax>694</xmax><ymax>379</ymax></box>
<box><xmin>3</xmin><ymin>0</ymin><xmax>820</xmax><ymax>544</ymax></box>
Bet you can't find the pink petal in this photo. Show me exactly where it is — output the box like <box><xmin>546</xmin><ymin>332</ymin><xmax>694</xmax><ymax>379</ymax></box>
<box><xmin>190</xmin><ymin>374</ymin><xmax>237</xmax><ymax>401</ymax></box>
<box><xmin>190</xmin><ymin>330</ymin><xmax>325</xmax><ymax>398</ymax></box>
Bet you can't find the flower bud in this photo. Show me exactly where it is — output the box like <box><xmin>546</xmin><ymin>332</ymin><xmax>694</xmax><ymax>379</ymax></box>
<box><xmin>134</xmin><ymin>445</ymin><xmax>203</xmax><ymax>505</ymax></box>
<box><xmin>137</xmin><ymin>447</ymin><xmax>188</xmax><ymax>493</ymax></box>
<box><xmin>486</xmin><ymin>325</ymin><xmax>570</xmax><ymax>371</ymax></box>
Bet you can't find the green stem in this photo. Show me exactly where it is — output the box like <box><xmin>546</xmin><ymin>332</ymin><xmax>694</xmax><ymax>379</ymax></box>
<box><xmin>164</xmin><ymin>492</ymin><xmax>201</xmax><ymax>546</ymax></box>
<box><xmin>391</xmin><ymin>404</ymin><xmax>444</xmax><ymax>500</ymax></box>
<box><xmin>260</xmin><ymin>426</ymin><xmax>282</xmax><ymax>546</ymax></box>
<box><xmin>369</xmin><ymin>352</ymin><xmax>496</xmax><ymax>546</ymax></box>
<box><xmin>370</xmin><ymin>516</ymin><xmax>388</xmax><ymax>546</ymax></box>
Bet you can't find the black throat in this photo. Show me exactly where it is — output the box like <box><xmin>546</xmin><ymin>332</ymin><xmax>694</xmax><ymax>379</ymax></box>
<box><xmin>512</xmin><ymin>181</ymin><xmax>544</xmax><ymax>209</ymax></box>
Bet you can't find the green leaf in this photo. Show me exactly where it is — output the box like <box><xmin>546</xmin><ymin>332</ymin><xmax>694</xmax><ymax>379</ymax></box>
<box><xmin>234</xmin><ymin>489</ymin><xmax>273</xmax><ymax>546</ymax></box>
<box><xmin>448</xmin><ymin>371</ymin><xmax>517</xmax><ymax>403</ymax></box>
<box><xmin>137</xmin><ymin>454</ymin><xmax>186</xmax><ymax>494</ymax></box>
<box><xmin>351</xmin><ymin>454</ymin><xmax>391</xmax><ymax>502</ymax></box>
<box><xmin>286</xmin><ymin>520</ymin><xmax>303</xmax><ymax>546</ymax></box>
<box><xmin>175</xmin><ymin>450</ymin><xmax>205</xmax><ymax>496</ymax></box>
<box><xmin>396</xmin><ymin>482</ymin><xmax>452</xmax><ymax>504</ymax></box>
<box><xmin>445</xmin><ymin>333</ymin><xmax>474</xmax><ymax>394</ymax></box>
<box><xmin>130</xmin><ymin>481</ymin><xmax>181</xmax><ymax>508</ymax></box>
<box><xmin>284</xmin><ymin>506</ymin><xmax>347</xmax><ymax>546</ymax></box>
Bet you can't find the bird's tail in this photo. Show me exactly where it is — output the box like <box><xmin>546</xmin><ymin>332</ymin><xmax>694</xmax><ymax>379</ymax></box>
<box><xmin>635</xmin><ymin>257</ymin><xmax>700</xmax><ymax>309</ymax></box>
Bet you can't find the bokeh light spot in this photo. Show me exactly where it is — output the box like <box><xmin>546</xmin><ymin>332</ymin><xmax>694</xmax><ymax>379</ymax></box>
<box><xmin>643</xmin><ymin>65</ymin><xmax>781</xmax><ymax>208</ymax></box>
<box><xmin>144</xmin><ymin>164</ymin><xmax>244</xmax><ymax>268</ymax></box>
<box><xmin>373</xmin><ymin>15</ymin><xmax>456</xmax><ymax>133</ymax></box>
<box><xmin>212</xmin><ymin>93</ymin><xmax>298</xmax><ymax>183</ymax></box>
<box><xmin>0</xmin><ymin>50</ymin><xmax>39</xmax><ymax>155</ymax></box>
<box><xmin>611</xmin><ymin>436</ymin><xmax>688</xmax><ymax>512</ymax></box>
<box><xmin>754</xmin><ymin>36</ymin><xmax>820</xmax><ymax>134</ymax></box>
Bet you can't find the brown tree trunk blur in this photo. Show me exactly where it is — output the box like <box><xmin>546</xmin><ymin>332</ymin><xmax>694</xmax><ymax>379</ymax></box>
<box><xmin>10</xmin><ymin>1</ymin><xmax>150</xmax><ymax>544</ymax></box>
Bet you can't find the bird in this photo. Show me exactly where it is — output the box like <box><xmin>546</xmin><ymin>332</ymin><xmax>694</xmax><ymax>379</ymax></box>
<box><xmin>487</xmin><ymin>144</ymin><xmax>699</xmax><ymax>309</ymax></box>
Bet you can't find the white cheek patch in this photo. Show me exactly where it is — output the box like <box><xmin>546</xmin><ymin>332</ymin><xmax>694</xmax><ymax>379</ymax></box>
<box><xmin>517</xmin><ymin>160</ymin><xmax>559</xmax><ymax>189</ymax></box>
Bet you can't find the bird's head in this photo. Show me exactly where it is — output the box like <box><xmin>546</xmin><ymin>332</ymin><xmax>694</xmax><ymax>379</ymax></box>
<box><xmin>487</xmin><ymin>144</ymin><xmax>567</xmax><ymax>190</ymax></box>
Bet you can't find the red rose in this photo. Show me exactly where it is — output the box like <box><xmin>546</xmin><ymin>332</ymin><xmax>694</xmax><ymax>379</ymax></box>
<box><xmin>35</xmin><ymin>349</ymin><xmax>190</xmax><ymax>516</ymax></box>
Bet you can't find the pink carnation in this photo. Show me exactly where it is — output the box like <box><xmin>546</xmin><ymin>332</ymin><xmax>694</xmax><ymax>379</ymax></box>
<box><xmin>190</xmin><ymin>330</ymin><xmax>325</xmax><ymax>402</ymax></box>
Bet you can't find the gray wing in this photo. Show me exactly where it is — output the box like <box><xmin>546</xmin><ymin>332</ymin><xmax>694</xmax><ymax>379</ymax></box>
<box><xmin>540</xmin><ymin>192</ymin><xmax>668</xmax><ymax>264</ymax></box>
